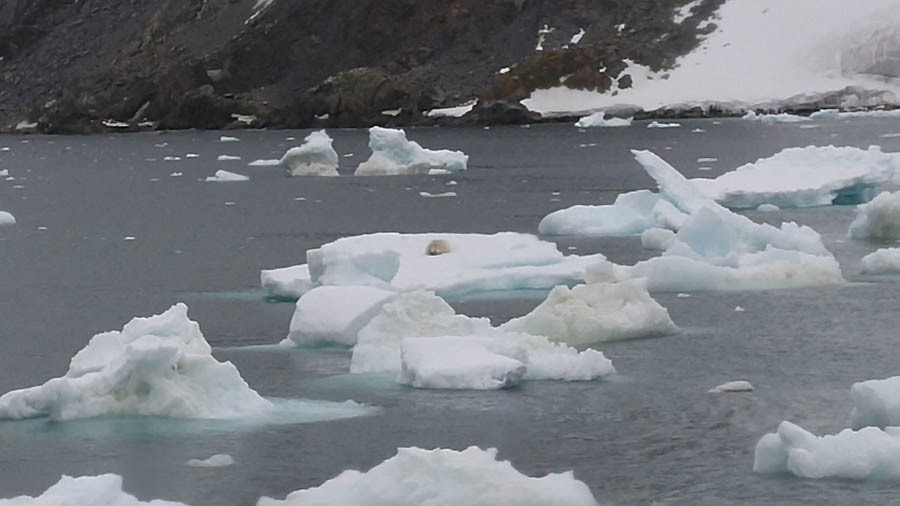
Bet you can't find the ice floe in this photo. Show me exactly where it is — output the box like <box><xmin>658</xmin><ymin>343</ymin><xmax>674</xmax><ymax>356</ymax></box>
<box><xmin>279</xmin><ymin>130</ymin><xmax>339</xmax><ymax>177</ymax></box>
<box><xmin>499</xmin><ymin>278</ymin><xmax>677</xmax><ymax>346</ymax></box>
<box><xmin>0</xmin><ymin>474</ymin><xmax>188</xmax><ymax>505</ymax></box>
<box><xmin>848</xmin><ymin>191</ymin><xmax>900</xmax><ymax>240</ymax></box>
<box><xmin>186</xmin><ymin>454</ymin><xmax>235</xmax><ymax>468</ymax></box>
<box><xmin>355</xmin><ymin>127</ymin><xmax>468</xmax><ymax>176</ymax></box>
<box><xmin>205</xmin><ymin>170</ymin><xmax>249</xmax><ymax>182</ymax></box>
<box><xmin>641</xmin><ymin>228</ymin><xmax>677</xmax><ymax>251</ymax></box>
<box><xmin>741</xmin><ymin>111</ymin><xmax>810</xmax><ymax>124</ymax></box>
<box><xmin>708</xmin><ymin>380</ymin><xmax>754</xmax><ymax>393</ymax></box>
<box><xmin>220</xmin><ymin>136</ymin><xmax>240</xmax><ymax>142</ymax></box>
<box><xmin>248</xmin><ymin>159</ymin><xmax>281</xmax><ymax>167</ymax></box>
<box><xmin>647</xmin><ymin>121</ymin><xmax>680</xmax><ymax>129</ymax></box>
<box><xmin>850</xmin><ymin>376</ymin><xmax>900</xmax><ymax>429</ymax></box>
<box><xmin>217</xmin><ymin>155</ymin><xmax>241</xmax><ymax>161</ymax></box>
<box><xmin>0</xmin><ymin>304</ymin><xmax>272</xmax><ymax>421</ymax></box>
<box><xmin>256</xmin><ymin>446</ymin><xmax>598</xmax><ymax>506</ymax></box>
<box><xmin>574</xmin><ymin>112</ymin><xmax>632</xmax><ymax>128</ymax></box>
<box><xmin>0</xmin><ymin>211</ymin><xmax>15</xmax><ymax>226</ymax></box>
<box><xmin>261</xmin><ymin>264</ymin><xmax>316</xmax><ymax>300</ymax></box>
<box><xmin>860</xmin><ymin>247</ymin><xmax>900</xmax><ymax>274</ymax></box>
<box><xmin>285</xmin><ymin>286</ymin><xmax>397</xmax><ymax>347</ymax></box>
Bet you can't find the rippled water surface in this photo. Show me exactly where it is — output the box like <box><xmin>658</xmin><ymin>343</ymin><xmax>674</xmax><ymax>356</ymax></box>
<box><xmin>2</xmin><ymin>119</ymin><xmax>900</xmax><ymax>505</ymax></box>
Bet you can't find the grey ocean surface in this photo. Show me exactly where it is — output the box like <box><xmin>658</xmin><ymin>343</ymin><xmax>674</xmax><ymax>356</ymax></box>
<box><xmin>2</xmin><ymin>119</ymin><xmax>900</xmax><ymax>505</ymax></box>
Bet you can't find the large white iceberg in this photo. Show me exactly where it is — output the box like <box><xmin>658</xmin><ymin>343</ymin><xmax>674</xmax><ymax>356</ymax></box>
<box><xmin>354</xmin><ymin>127</ymin><xmax>468</xmax><ymax>176</ymax></box>
<box><xmin>256</xmin><ymin>446</ymin><xmax>598</xmax><ymax>506</ymax></box>
<box><xmin>0</xmin><ymin>304</ymin><xmax>272</xmax><ymax>420</ymax></box>
<box><xmin>304</xmin><ymin>232</ymin><xmax>607</xmax><ymax>298</ymax></box>
<box><xmin>859</xmin><ymin>247</ymin><xmax>900</xmax><ymax>274</ymax></box>
<box><xmin>754</xmin><ymin>420</ymin><xmax>900</xmax><ymax>480</ymax></box>
<box><xmin>0</xmin><ymin>474</ymin><xmax>188</xmax><ymax>506</ymax></box>
<box><xmin>398</xmin><ymin>334</ymin><xmax>614</xmax><ymax>390</ymax></box>
<box><xmin>499</xmin><ymin>278</ymin><xmax>678</xmax><ymax>346</ymax></box>
<box><xmin>279</xmin><ymin>130</ymin><xmax>339</xmax><ymax>177</ymax></box>
<box><xmin>574</xmin><ymin>112</ymin><xmax>632</xmax><ymax>128</ymax></box>
<box><xmin>284</xmin><ymin>286</ymin><xmax>397</xmax><ymax>347</ymax></box>
<box><xmin>848</xmin><ymin>190</ymin><xmax>900</xmax><ymax>240</ymax></box>
<box><xmin>850</xmin><ymin>376</ymin><xmax>900</xmax><ymax>429</ymax></box>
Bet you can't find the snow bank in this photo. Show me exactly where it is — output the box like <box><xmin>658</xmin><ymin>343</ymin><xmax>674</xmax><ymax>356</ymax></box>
<box><xmin>0</xmin><ymin>211</ymin><xmax>14</xmax><ymax>225</ymax></box>
<box><xmin>850</xmin><ymin>376</ymin><xmax>900</xmax><ymax>429</ymax></box>
<box><xmin>355</xmin><ymin>127</ymin><xmax>467</xmax><ymax>176</ymax></box>
<box><xmin>350</xmin><ymin>291</ymin><xmax>494</xmax><ymax>374</ymax></box>
<box><xmin>205</xmin><ymin>170</ymin><xmax>248</xmax><ymax>182</ymax></box>
<box><xmin>261</xmin><ymin>264</ymin><xmax>317</xmax><ymax>300</ymax></box>
<box><xmin>574</xmin><ymin>112</ymin><xmax>632</xmax><ymax>128</ymax></box>
<box><xmin>499</xmin><ymin>279</ymin><xmax>678</xmax><ymax>346</ymax></box>
<box><xmin>754</xmin><ymin>421</ymin><xmax>900</xmax><ymax>480</ymax></box>
<box><xmin>522</xmin><ymin>0</ymin><xmax>900</xmax><ymax>116</ymax></box>
<box><xmin>279</xmin><ymin>130</ymin><xmax>339</xmax><ymax>177</ymax></box>
<box><xmin>285</xmin><ymin>286</ymin><xmax>396</xmax><ymax>347</ymax></box>
<box><xmin>186</xmin><ymin>454</ymin><xmax>235</xmax><ymax>468</ymax></box>
<box><xmin>691</xmin><ymin>146</ymin><xmax>900</xmax><ymax>209</ymax></box>
<box><xmin>860</xmin><ymin>247</ymin><xmax>900</xmax><ymax>274</ymax></box>
<box><xmin>256</xmin><ymin>446</ymin><xmax>598</xmax><ymax>506</ymax></box>
<box><xmin>0</xmin><ymin>304</ymin><xmax>271</xmax><ymax>420</ymax></box>
<box><xmin>0</xmin><ymin>474</ymin><xmax>188</xmax><ymax>505</ymax></box>
<box><xmin>305</xmin><ymin>232</ymin><xmax>606</xmax><ymax>298</ymax></box>
<box><xmin>848</xmin><ymin>191</ymin><xmax>900</xmax><ymax>240</ymax></box>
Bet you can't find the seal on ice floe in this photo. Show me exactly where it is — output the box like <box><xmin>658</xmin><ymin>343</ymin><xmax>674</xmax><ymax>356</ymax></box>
<box><xmin>425</xmin><ymin>239</ymin><xmax>451</xmax><ymax>256</ymax></box>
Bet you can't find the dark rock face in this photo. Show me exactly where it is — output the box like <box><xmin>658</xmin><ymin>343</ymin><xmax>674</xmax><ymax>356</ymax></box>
<box><xmin>0</xmin><ymin>0</ymin><xmax>724</xmax><ymax>133</ymax></box>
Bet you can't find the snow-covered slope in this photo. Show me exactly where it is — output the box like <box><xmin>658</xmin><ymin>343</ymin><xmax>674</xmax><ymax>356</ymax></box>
<box><xmin>524</xmin><ymin>0</ymin><xmax>900</xmax><ymax>116</ymax></box>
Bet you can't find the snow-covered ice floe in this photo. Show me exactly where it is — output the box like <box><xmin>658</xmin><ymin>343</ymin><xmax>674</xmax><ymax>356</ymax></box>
<box><xmin>0</xmin><ymin>211</ymin><xmax>14</xmax><ymax>226</ymax></box>
<box><xmin>574</xmin><ymin>112</ymin><xmax>632</xmax><ymax>128</ymax></box>
<box><xmin>217</xmin><ymin>155</ymin><xmax>241</xmax><ymax>161</ymax></box>
<box><xmin>754</xmin><ymin>421</ymin><xmax>900</xmax><ymax>480</ymax></box>
<box><xmin>285</xmin><ymin>286</ymin><xmax>397</xmax><ymax>347</ymax></box>
<box><xmin>860</xmin><ymin>247</ymin><xmax>900</xmax><ymax>274</ymax></box>
<box><xmin>0</xmin><ymin>474</ymin><xmax>189</xmax><ymax>505</ymax></box>
<box><xmin>850</xmin><ymin>376</ymin><xmax>900</xmax><ymax>429</ymax></box>
<box><xmin>539</xmin><ymin>189</ymin><xmax>687</xmax><ymax>236</ymax></box>
<box><xmin>248</xmin><ymin>159</ymin><xmax>281</xmax><ymax>167</ymax></box>
<box><xmin>261</xmin><ymin>264</ymin><xmax>316</xmax><ymax>300</ymax></box>
<box><xmin>279</xmin><ymin>130</ymin><xmax>339</xmax><ymax>177</ymax></box>
<box><xmin>708</xmin><ymin>380</ymin><xmax>754</xmax><ymax>393</ymax></box>
<box><xmin>205</xmin><ymin>170</ymin><xmax>249</xmax><ymax>182</ymax></box>
<box><xmin>499</xmin><ymin>278</ymin><xmax>677</xmax><ymax>346</ymax></box>
<box><xmin>741</xmin><ymin>111</ymin><xmax>810</xmax><ymax>124</ymax></box>
<box><xmin>848</xmin><ymin>191</ymin><xmax>900</xmax><ymax>240</ymax></box>
<box><xmin>647</xmin><ymin>121</ymin><xmax>680</xmax><ymax>129</ymax></box>
<box><xmin>522</xmin><ymin>1</ymin><xmax>900</xmax><ymax>117</ymax></box>
<box><xmin>354</xmin><ymin>127</ymin><xmax>468</xmax><ymax>176</ymax></box>
<box><xmin>0</xmin><ymin>303</ymin><xmax>272</xmax><ymax>421</ymax></box>
<box><xmin>257</xmin><ymin>446</ymin><xmax>598</xmax><ymax>506</ymax></box>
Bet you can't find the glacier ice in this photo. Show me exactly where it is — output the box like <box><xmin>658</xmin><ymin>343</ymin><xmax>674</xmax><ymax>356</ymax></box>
<box><xmin>754</xmin><ymin>421</ymin><xmax>900</xmax><ymax>480</ymax></box>
<box><xmin>355</xmin><ymin>127</ymin><xmax>468</xmax><ymax>176</ymax></box>
<box><xmin>304</xmin><ymin>232</ymin><xmax>606</xmax><ymax>298</ymax></box>
<box><xmin>848</xmin><ymin>191</ymin><xmax>900</xmax><ymax>240</ymax></box>
<box><xmin>850</xmin><ymin>376</ymin><xmax>900</xmax><ymax>429</ymax></box>
<box><xmin>285</xmin><ymin>286</ymin><xmax>397</xmax><ymax>347</ymax></box>
<box><xmin>205</xmin><ymin>170</ymin><xmax>249</xmax><ymax>182</ymax></box>
<box><xmin>574</xmin><ymin>112</ymin><xmax>632</xmax><ymax>128</ymax></box>
<box><xmin>256</xmin><ymin>446</ymin><xmax>598</xmax><ymax>506</ymax></box>
<box><xmin>261</xmin><ymin>264</ymin><xmax>317</xmax><ymax>300</ymax></box>
<box><xmin>0</xmin><ymin>303</ymin><xmax>272</xmax><ymax>421</ymax></box>
<box><xmin>279</xmin><ymin>130</ymin><xmax>339</xmax><ymax>177</ymax></box>
<box><xmin>860</xmin><ymin>247</ymin><xmax>900</xmax><ymax>274</ymax></box>
<box><xmin>499</xmin><ymin>278</ymin><xmax>678</xmax><ymax>346</ymax></box>
<box><xmin>0</xmin><ymin>474</ymin><xmax>189</xmax><ymax>505</ymax></box>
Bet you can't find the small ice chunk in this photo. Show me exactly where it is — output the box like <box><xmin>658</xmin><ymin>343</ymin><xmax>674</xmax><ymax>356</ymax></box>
<box><xmin>256</xmin><ymin>446</ymin><xmax>598</xmax><ymax>506</ymax></box>
<box><xmin>0</xmin><ymin>474</ymin><xmax>189</xmax><ymax>505</ymax></box>
<box><xmin>734</xmin><ymin>306</ymin><xmax>745</xmax><ymax>312</ymax></box>
<box><xmin>163</xmin><ymin>156</ymin><xmax>181</xmax><ymax>161</ymax></box>
<box><xmin>248</xmin><ymin>159</ymin><xmax>281</xmax><ymax>166</ymax></box>
<box><xmin>676</xmin><ymin>293</ymin><xmax>691</xmax><ymax>298</ymax></box>
<box><xmin>205</xmin><ymin>170</ymin><xmax>248</xmax><ymax>182</ymax></box>
<box><xmin>860</xmin><ymin>247</ymin><xmax>900</xmax><ymax>274</ymax></box>
<box><xmin>570</xmin><ymin>28</ymin><xmax>586</xmax><ymax>44</ymax></box>
<box><xmin>170</xmin><ymin>172</ymin><xmax>183</xmax><ymax>177</ymax></box>
<box><xmin>185</xmin><ymin>153</ymin><xmax>200</xmax><ymax>158</ymax></box>
<box><xmin>0</xmin><ymin>147</ymin><xmax>10</xmax><ymax>152</ymax></box>
<box><xmin>355</xmin><ymin>127</ymin><xmax>468</xmax><ymax>176</ymax></box>
<box><xmin>419</xmin><ymin>191</ymin><xmax>457</xmax><ymax>198</ymax></box>
<box><xmin>217</xmin><ymin>155</ymin><xmax>241</xmax><ymax>161</ymax></box>
<box><xmin>285</xmin><ymin>286</ymin><xmax>397</xmax><ymax>347</ymax></box>
<box><xmin>756</xmin><ymin>204</ymin><xmax>780</xmax><ymax>212</ymax></box>
<box><xmin>848</xmin><ymin>191</ymin><xmax>900</xmax><ymax>240</ymax></box>
<box><xmin>647</xmin><ymin>121</ymin><xmax>681</xmax><ymax>128</ymax></box>
<box><xmin>574</xmin><ymin>112</ymin><xmax>632</xmax><ymax>128</ymax></box>
<box><xmin>186</xmin><ymin>454</ymin><xmax>235</xmax><ymax>468</ymax></box>
<box><xmin>123</xmin><ymin>236</ymin><xmax>136</xmax><ymax>241</ymax></box>
<box><xmin>261</xmin><ymin>264</ymin><xmax>317</xmax><ymax>300</ymax></box>
<box><xmin>697</xmin><ymin>157</ymin><xmax>718</xmax><ymax>163</ymax></box>
<box><xmin>850</xmin><ymin>376</ymin><xmax>900</xmax><ymax>429</ymax></box>
<box><xmin>692</xmin><ymin>128</ymin><xmax>706</xmax><ymax>133</ymax></box>
<box><xmin>279</xmin><ymin>130</ymin><xmax>339</xmax><ymax>177</ymax></box>
<box><xmin>446</xmin><ymin>180</ymin><xmax>458</xmax><ymax>186</ymax></box>
<box><xmin>0</xmin><ymin>169</ymin><xmax>7</xmax><ymax>176</ymax></box>
<box><xmin>742</xmin><ymin>111</ymin><xmax>810</xmax><ymax>124</ymax></box>
<box><xmin>0</xmin><ymin>211</ymin><xmax>15</xmax><ymax>226</ymax></box>
<box><xmin>220</xmin><ymin>136</ymin><xmax>240</xmax><ymax>142</ymax></box>
<box><xmin>708</xmin><ymin>380</ymin><xmax>754</xmax><ymax>393</ymax></box>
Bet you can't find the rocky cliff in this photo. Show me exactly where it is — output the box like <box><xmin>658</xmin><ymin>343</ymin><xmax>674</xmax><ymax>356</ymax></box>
<box><xmin>0</xmin><ymin>0</ymin><xmax>720</xmax><ymax>133</ymax></box>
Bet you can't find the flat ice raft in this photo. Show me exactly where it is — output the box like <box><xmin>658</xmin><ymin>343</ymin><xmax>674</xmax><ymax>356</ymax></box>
<box><xmin>265</xmin><ymin>232</ymin><xmax>606</xmax><ymax>299</ymax></box>
<box><xmin>257</xmin><ymin>446</ymin><xmax>598</xmax><ymax>506</ymax></box>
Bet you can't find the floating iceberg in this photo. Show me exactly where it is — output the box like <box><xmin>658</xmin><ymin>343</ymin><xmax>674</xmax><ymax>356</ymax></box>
<box><xmin>754</xmin><ymin>421</ymin><xmax>900</xmax><ymax>480</ymax></box>
<box><xmin>850</xmin><ymin>376</ymin><xmax>900</xmax><ymax>429</ymax></box>
<box><xmin>350</xmin><ymin>291</ymin><xmax>494</xmax><ymax>374</ymax></box>
<box><xmin>741</xmin><ymin>111</ymin><xmax>811</xmax><ymax>124</ymax></box>
<box><xmin>848</xmin><ymin>191</ymin><xmax>900</xmax><ymax>240</ymax></box>
<box><xmin>641</xmin><ymin>228</ymin><xmax>676</xmax><ymax>250</ymax></box>
<box><xmin>499</xmin><ymin>278</ymin><xmax>678</xmax><ymax>346</ymax></box>
<box><xmin>261</xmin><ymin>264</ymin><xmax>317</xmax><ymax>300</ymax></box>
<box><xmin>574</xmin><ymin>112</ymin><xmax>632</xmax><ymax>128</ymax></box>
<box><xmin>647</xmin><ymin>121</ymin><xmax>680</xmax><ymax>129</ymax></box>
<box><xmin>0</xmin><ymin>303</ymin><xmax>272</xmax><ymax>420</ymax></box>
<box><xmin>248</xmin><ymin>158</ymin><xmax>281</xmax><ymax>167</ymax></box>
<box><xmin>217</xmin><ymin>155</ymin><xmax>241</xmax><ymax>161</ymax></box>
<box><xmin>0</xmin><ymin>211</ymin><xmax>14</xmax><ymax>225</ymax></box>
<box><xmin>860</xmin><ymin>247</ymin><xmax>900</xmax><ymax>274</ymax></box>
<box><xmin>256</xmin><ymin>446</ymin><xmax>598</xmax><ymax>506</ymax></box>
<box><xmin>538</xmin><ymin>190</ymin><xmax>687</xmax><ymax>236</ymax></box>
<box><xmin>220</xmin><ymin>136</ymin><xmax>240</xmax><ymax>142</ymax></box>
<box><xmin>399</xmin><ymin>334</ymin><xmax>614</xmax><ymax>390</ymax></box>
<box><xmin>205</xmin><ymin>170</ymin><xmax>249</xmax><ymax>182</ymax></box>
<box><xmin>186</xmin><ymin>454</ymin><xmax>235</xmax><ymax>468</ymax></box>
<box><xmin>285</xmin><ymin>286</ymin><xmax>397</xmax><ymax>347</ymax></box>
<box><xmin>708</xmin><ymin>380</ymin><xmax>754</xmax><ymax>393</ymax></box>
<box><xmin>691</xmin><ymin>146</ymin><xmax>899</xmax><ymax>209</ymax></box>
<box><xmin>279</xmin><ymin>130</ymin><xmax>339</xmax><ymax>177</ymax></box>
<box><xmin>354</xmin><ymin>127</ymin><xmax>468</xmax><ymax>176</ymax></box>
<box><xmin>303</xmin><ymin>232</ymin><xmax>606</xmax><ymax>298</ymax></box>
<box><xmin>0</xmin><ymin>474</ymin><xmax>188</xmax><ymax>505</ymax></box>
